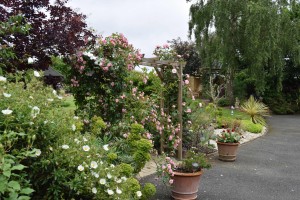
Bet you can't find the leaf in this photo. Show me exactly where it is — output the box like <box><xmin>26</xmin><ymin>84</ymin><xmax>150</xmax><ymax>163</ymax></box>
<box><xmin>8</xmin><ymin>181</ymin><xmax>20</xmax><ymax>191</ymax></box>
<box><xmin>18</xmin><ymin>196</ymin><xmax>31</xmax><ymax>200</ymax></box>
<box><xmin>11</xmin><ymin>164</ymin><xmax>26</xmax><ymax>171</ymax></box>
<box><xmin>20</xmin><ymin>188</ymin><xmax>34</xmax><ymax>195</ymax></box>
<box><xmin>3</xmin><ymin>170</ymin><xmax>11</xmax><ymax>178</ymax></box>
<box><xmin>0</xmin><ymin>180</ymin><xmax>8</xmax><ymax>193</ymax></box>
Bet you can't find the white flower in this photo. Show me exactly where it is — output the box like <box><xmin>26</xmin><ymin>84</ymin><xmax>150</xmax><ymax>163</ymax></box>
<box><xmin>83</xmin><ymin>137</ymin><xmax>88</xmax><ymax>142</ymax></box>
<box><xmin>29</xmin><ymin>122</ymin><xmax>34</xmax><ymax>125</ymax></box>
<box><xmin>52</xmin><ymin>90</ymin><xmax>57</xmax><ymax>95</ymax></box>
<box><xmin>136</xmin><ymin>191</ymin><xmax>142</xmax><ymax>197</ymax></box>
<box><xmin>90</xmin><ymin>161</ymin><xmax>98</xmax><ymax>169</ymax></box>
<box><xmin>57</xmin><ymin>95</ymin><xmax>63</xmax><ymax>100</ymax></box>
<box><xmin>71</xmin><ymin>124</ymin><xmax>76</xmax><ymax>131</ymax></box>
<box><xmin>103</xmin><ymin>144</ymin><xmax>109</xmax><ymax>151</ymax></box>
<box><xmin>74</xmin><ymin>116</ymin><xmax>79</xmax><ymax>120</ymax></box>
<box><xmin>115</xmin><ymin>179</ymin><xmax>122</xmax><ymax>183</ymax></box>
<box><xmin>47</xmin><ymin>98</ymin><xmax>54</xmax><ymax>102</ymax></box>
<box><xmin>31</xmin><ymin>106</ymin><xmax>40</xmax><ymax>118</ymax></box>
<box><xmin>116</xmin><ymin>187</ymin><xmax>122</xmax><ymax>194</ymax></box>
<box><xmin>35</xmin><ymin>149</ymin><xmax>41</xmax><ymax>156</ymax></box>
<box><xmin>99</xmin><ymin>178</ymin><xmax>106</xmax><ymax>185</ymax></box>
<box><xmin>3</xmin><ymin>92</ymin><xmax>11</xmax><ymax>97</ymax></box>
<box><xmin>107</xmin><ymin>189</ymin><xmax>114</xmax><ymax>195</ymax></box>
<box><xmin>93</xmin><ymin>173</ymin><xmax>99</xmax><ymax>178</ymax></box>
<box><xmin>49</xmin><ymin>147</ymin><xmax>53</xmax><ymax>151</ymax></box>
<box><xmin>110</xmin><ymin>164</ymin><xmax>115</xmax><ymax>168</ymax></box>
<box><xmin>107</xmin><ymin>173</ymin><xmax>112</xmax><ymax>179</ymax></box>
<box><xmin>62</xmin><ymin>144</ymin><xmax>69</xmax><ymax>149</ymax></box>
<box><xmin>92</xmin><ymin>187</ymin><xmax>97</xmax><ymax>194</ymax></box>
<box><xmin>78</xmin><ymin>165</ymin><xmax>84</xmax><ymax>171</ymax></box>
<box><xmin>44</xmin><ymin>120</ymin><xmax>48</xmax><ymax>124</ymax></box>
<box><xmin>2</xmin><ymin>109</ymin><xmax>13</xmax><ymax>115</ymax></box>
<box><xmin>74</xmin><ymin>138</ymin><xmax>80</xmax><ymax>144</ymax></box>
<box><xmin>28</xmin><ymin>57</ymin><xmax>37</xmax><ymax>64</ymax></box>
<box><xmin>121</xmin><ymin>176</ymin><xmax>127</xmax><ymax>181</ymax></box>
<box><xmin>33</xmin><ymin>71</ymin><xmax>40</xmax><ymax>77</ymax></box>
<box><xmin>29</xmin><ymin>96</ymin><xmax>33</xmax><ymax>99</ymax></box>
<box><xmin>172</xmin><ymin>68</ymin><xmax>177</xmax><ymax>74</ymax></box>
<box><xmin>0</xmin><ymin>76</ymin><xmax>7</xmax><ymax>82</ymax></box>
<box><xmin>82</xmin><ymin>145</ymin><xmax>90</xmax><ymax>151</ymax></box>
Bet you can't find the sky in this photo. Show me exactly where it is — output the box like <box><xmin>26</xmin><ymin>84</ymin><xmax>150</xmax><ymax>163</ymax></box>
<box><xmin>67</xmin><ymin>0</ymin><xmax>192</xmax><ymax>58</ymax></box>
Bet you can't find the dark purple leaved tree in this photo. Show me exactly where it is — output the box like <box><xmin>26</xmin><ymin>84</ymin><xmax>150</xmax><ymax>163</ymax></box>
<box><xmin>0</xmin><ymin>0</ymin><xmax>95</xmax><ymax>72</ymax></box>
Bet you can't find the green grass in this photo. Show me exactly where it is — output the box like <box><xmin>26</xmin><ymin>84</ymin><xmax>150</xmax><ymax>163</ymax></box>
<box><xmin>216</xmin><ymin>108</ymin><xmax>263</xmax><ymax>133</ymax></box>
<box><xmin>59</xmin><ymin>95</ymin><xmax>76</xmax><ymax>114</ymax></box>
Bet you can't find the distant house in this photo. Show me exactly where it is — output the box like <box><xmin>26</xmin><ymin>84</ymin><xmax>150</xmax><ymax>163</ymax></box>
<box><xmin>43</xmin><ymin>67</ymin><xmax>64</xmax><ymax>89</ymax></box>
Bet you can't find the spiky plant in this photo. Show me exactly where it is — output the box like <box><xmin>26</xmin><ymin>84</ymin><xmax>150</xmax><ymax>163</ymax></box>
<box><xmin>241</xmin><ymin>96</ymin><xmax>270</xmax><ymax>126</ymax></box>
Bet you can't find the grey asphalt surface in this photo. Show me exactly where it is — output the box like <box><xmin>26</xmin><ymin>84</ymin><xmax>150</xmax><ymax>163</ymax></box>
<box><xmin>141</xmin><ymin>115</ymin><xmax>300</xmax><ymax>200</ymax></box>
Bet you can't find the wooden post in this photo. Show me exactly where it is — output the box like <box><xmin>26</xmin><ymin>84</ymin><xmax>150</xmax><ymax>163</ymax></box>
<box><xmin>177</xmin><ymin>62</ymin><xmax>183</xmax><ymax>160</ymax></box>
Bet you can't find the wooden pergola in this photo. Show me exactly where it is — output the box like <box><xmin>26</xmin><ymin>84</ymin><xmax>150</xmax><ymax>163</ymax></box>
<box><xmin>140</xmin><ymin>57</ymin><xmax>186</xmax><ymax>160</ymax></box>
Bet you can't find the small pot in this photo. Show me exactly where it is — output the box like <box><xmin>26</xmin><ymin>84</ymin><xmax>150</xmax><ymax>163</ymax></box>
<box><xmin>217</xmin><ymin>141</ymin><xmax>239</xmax><ymax>162</ymax></box>
<box><xmin>171</xmin><ymin>170</ymin><xmax>203</xmax><ymax>200</ymax></box>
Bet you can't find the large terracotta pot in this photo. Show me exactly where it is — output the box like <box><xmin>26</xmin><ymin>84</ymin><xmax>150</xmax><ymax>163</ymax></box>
<box><xmin>171</xmin><ymin>170</ymin><xmax>203</xmax><ymax>200</ymax></box>
<box><xmin>217</xmin><ymin>141</ymin><xmax>239</xmax><ymax>162</ymax></box>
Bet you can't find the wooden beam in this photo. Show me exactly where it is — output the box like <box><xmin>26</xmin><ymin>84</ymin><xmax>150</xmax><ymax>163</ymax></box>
<box><xmin>177</xmin><ymin>62</ymin><xmax>183</xmax><ymax>160</ymax></box>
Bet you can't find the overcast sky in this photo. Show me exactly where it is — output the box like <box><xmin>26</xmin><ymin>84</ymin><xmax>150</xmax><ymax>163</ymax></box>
<box><xmin>67</xmin><ymin>0</ymin><xmax>192</xmax><ymax>57</ymax></box>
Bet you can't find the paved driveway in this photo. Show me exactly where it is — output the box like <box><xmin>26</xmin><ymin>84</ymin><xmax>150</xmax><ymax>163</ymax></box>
<box><xmin>141</xmin><ymin>115</ymin><xmax>300</xmax><ymax>200</ymax></box>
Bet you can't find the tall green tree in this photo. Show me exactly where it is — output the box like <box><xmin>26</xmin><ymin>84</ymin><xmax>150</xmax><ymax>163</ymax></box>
<box><xmin>188</xmin><ymin>0</ymin><xmax>300</xmax><ymax>103</ymax></box>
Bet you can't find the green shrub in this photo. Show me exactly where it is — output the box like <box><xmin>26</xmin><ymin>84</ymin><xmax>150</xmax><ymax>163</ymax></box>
<box><xmin>141</xmin><ymin>183</ymin><xmax>156</xmax><ymax>200</ymax></box>
<box><xmin>218</xmin><ymin>98</ymin><xmax>231</xmax><ymax>107</ymax></box>
<box><xmin>241</xmin><ymin>120</ymin><xmax>263</xmax><ymax>133</ymax></box>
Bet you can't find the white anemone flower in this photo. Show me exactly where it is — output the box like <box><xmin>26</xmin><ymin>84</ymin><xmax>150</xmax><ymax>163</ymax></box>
<box><xmin>92</xmin><ymin>187</ymin><xmax>97</xmax><ymax>194</ymax></box>
<box><xmin>90</xmin><ymin>161</ymin><xmax>98</xmax><ymax>169</ymax></box>
<box><xmin>71</xmin><ymin>124</ymin><xmax>76</xmax><ymax>131</ymax></box>
<box><xmin>107</xmin><ymin>173</ymin><xmax>112</xmax><ymax>179</ymax></box>
<box><xmin>47</xmin><ymin>98</ymin><xmax>54</xmax><ymax>102</ymax></box>
<box><xmin>103</xmin><ymin>144</ymin><xmax>109</xmax><ymax>151</ymax></box>
<box><xmin>0</xmin><ymin>76</ymin><xmax>7</xmax><ymax>82</ymax></box>
<box><xmin>172</xmin><ymin>68</ymin><xmax>177</xmax><ymax>74</ymax></box>
<box><xmin>33</xmin><ymin>71</ymin><xmax>40</xmax><ymax>77</ymax></box>
<box><xmin>136</xmin><ymin>191</ymin><xmax>142</xmax><ymax>197</ymax></box>
<box><xmin>31</xmin><ymin>106</ymin><xmax>40</xmax><ymax>118</ymax></box>
<box><xmin>83</xmin><ymin>137</ymin><xmax>88</xmax><ymax>142</ymax></box>
<box><xmin>3</xmin><ymin>92</ymin><xmax>11</xmax><ymax>97</ymax></box>
<box><xmin>57</xmin><ymin>95</ymin><xmax>63</xmax><ymax>100</ymax></box>
<box><xmin>107</xmin><ymin>189</ymin><xmax>114</xmax><ymax>195</ymax></box>
<box><xmin>35</xmin><ymin>149</ymin><xmax>41</xmax><ymax>156</ymax></box>
<box><xmin>82</xmin><ymin>145</ymin><xmax>90</xmax><ymax>151</ymax></box>
<box><xmin>2</xmin><ymin>109</ymin><xmax>13</xmax><ymax>115</ymax></box>
<box><xmin>28</xmin><ymin>57</ymin><xmax>37</xmax><ymax>64</ymax></box>
<box><xmin>78</xmin><ymin>165</ymin><xmax>84</xmax><ymax>171</ymax></box>
<box><xmin>116</xmin><ymin>187</ymin><xmax>122</xmax><ymax>194</ymax></box>
<box><xmin>62</xmin><ymin>144</ymin><xmax>69</xmax><ymax>149</ymax></box>
<box><xmin>99</xmin><ymin>178</ymin><xmax>106</xmax><ymax>185</ymax></box>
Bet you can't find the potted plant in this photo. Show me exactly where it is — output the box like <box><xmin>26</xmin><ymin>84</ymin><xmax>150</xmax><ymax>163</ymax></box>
<box><xmin>157</xmin><ymin>148</ymin><xmax>211</xmax><ymax>200</ymax></box>
<box><xmin>216</xmin><ymin>128</ymin><xmax>241</xmax><ymax>161</ymax></box>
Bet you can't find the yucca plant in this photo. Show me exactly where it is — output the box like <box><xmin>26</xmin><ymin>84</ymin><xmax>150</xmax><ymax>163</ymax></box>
<box><xmin>241</xmin><ymin>96</ymin><xmax>270</xmax><ymax>126</ymax></box>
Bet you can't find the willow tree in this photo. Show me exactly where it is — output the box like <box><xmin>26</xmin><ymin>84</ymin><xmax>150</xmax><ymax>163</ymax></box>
<box><xmin>188</xmin><ymin>0</ymin><xmax>300</xmax><ymax>102</ymax></box>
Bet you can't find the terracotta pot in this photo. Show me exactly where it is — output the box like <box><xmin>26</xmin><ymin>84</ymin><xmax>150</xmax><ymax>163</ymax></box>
<box><xmin>217</xmin><ymin>141</ymin><xmax>239</xmax><ymax>162</ymax></box>
<box><xmin>171</xmin><ymin>170</ymin><xmax>203</xmax><ymax>200</ymax></box>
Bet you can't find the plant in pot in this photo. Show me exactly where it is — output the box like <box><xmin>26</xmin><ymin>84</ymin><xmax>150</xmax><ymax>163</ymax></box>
<box><xmin>157</xmin><ymin>148</ymin><xmax>211</xmax><ymax>200</ymax></box>
<box><xmin>216</xmin><ymin>128</ymin><xmax>241</xmax><ymax>161</ymax></box>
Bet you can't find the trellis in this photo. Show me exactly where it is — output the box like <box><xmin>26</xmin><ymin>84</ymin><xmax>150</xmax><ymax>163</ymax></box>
<box><xmin>140</xmin><ymin>57</ymin><xmax>186</xmax><ymax>160</ymax></box>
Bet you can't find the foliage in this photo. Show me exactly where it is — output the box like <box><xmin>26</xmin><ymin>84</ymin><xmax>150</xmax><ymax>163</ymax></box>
<box><xmin>0</xmin><ymin>15</ymin><xmax>30</xmax><ymax>74</ymax></box>
<box><xmin>0</xmin><ymin>0</ymin><xmax>94</xmax><ymax>73</ymax></box>
<box><xmin>240</xmin><ymin>120</ymin><xmax>263</xmax><ymax>133</ymax></box>
<box><xmin>241</xmin><ymin>95</ymin><xmax>270</xmax><ymax>126</ymax></box>
<box><xmin>216</xmin><ymin>129</ymin><xmax>241</xmax><ymax>143</ymax></box>
<box><xmin>68</xmin><ymin>33</ymin><xmax>142</xmax><ymax>124</ymax></box>
<box><xmin>218</xmin><ymin>98</ymin><xmax>231</xmax><ymax>107</ymax></box>
<box><xmin>0</xmin><ymin>72</ymin><xmax>155</xmax><ymax>199</ymax></box>
<box><xmin>168</xmin><ymin>37</ymin><xmax>201</xmax><ymax>75</ymax></box>
<box><xmin>188</xmin><ymin>0</ymin><xmax>300</xmax><ymax>106</ymax></box>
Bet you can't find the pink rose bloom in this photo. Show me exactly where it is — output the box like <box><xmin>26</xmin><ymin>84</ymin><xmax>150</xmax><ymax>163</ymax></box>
<box><xmin>163</xmin><ymin>44</ymin><xmax>169</xmax><ymax>48</ymax></box>
<box><xmin>107</xmin><ymin>63</ymin><xmax>113</xmax><ymax>67</ymax></box>
<box><xmin>184</xmin><ymin>80</ymin><xmax>189</xmax><ymax>85</ymax></box>
<box><xmin>122</xmin><ymin>108</ymin><xmax>126</xmax><ymax>113</ymax></box>
<box><xmin>123</xmin><ymin>133</ymin><xmax>128</xmax><ymax>138</ymax></box>
<box><xmin>111</xmin><ymin>82</ymin><xmax>115</xmax><ymax>87</ymax></box>
<box><xmin>169</xmin><ymin>135</ymin><xmax>173</xmax><ymax>141</ymax></box>
<box><xmin>182</xmin><ymin>102</ymin><xmax>186</xmax><ymax>106</ymax></box>
<box><xmin>186</xmin><ymin>108</ymin><xmax>192</xmax><ymax>113</ymax></box>
<box><xmin>192</xmin><ymin>96</ymin><xmax>195</xmax><ymax>100</ymax></box>
<box><xmin>186</xmin><ymin>74</ymin><xmax>190</xmax><ymax>79</ymax></box>
<box><xmin>102</xmin><ymin>67</ymin><xmax>109</xmax><ymax>71</ymax></box>
<box><xmin>169</xmin><ymin>179</ymin><xmax>174</xmax><ymax>184</ymax></box>
<box><xmin>132</xmin><ymin>87</ymin><xmax>137</xmax><ymax>93</ymax></box>
<box><xmin>162</xmin><ymin>165</ymin><xmax>166</xmax><ymax>170</ymax></box>
<box><xmin>143</xmin><ymin>77</ymin><xmax>147</xmax><ymax>84</ymax></box>
<box><xmin>115</xmin><ymin>99</ymin><xmax>119</xmax><ymax>103</ymax></box>
<box><xmin>156</xmin><ymin>45</ymin><xmax>161</xmax><ymax>49</ymax></box>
